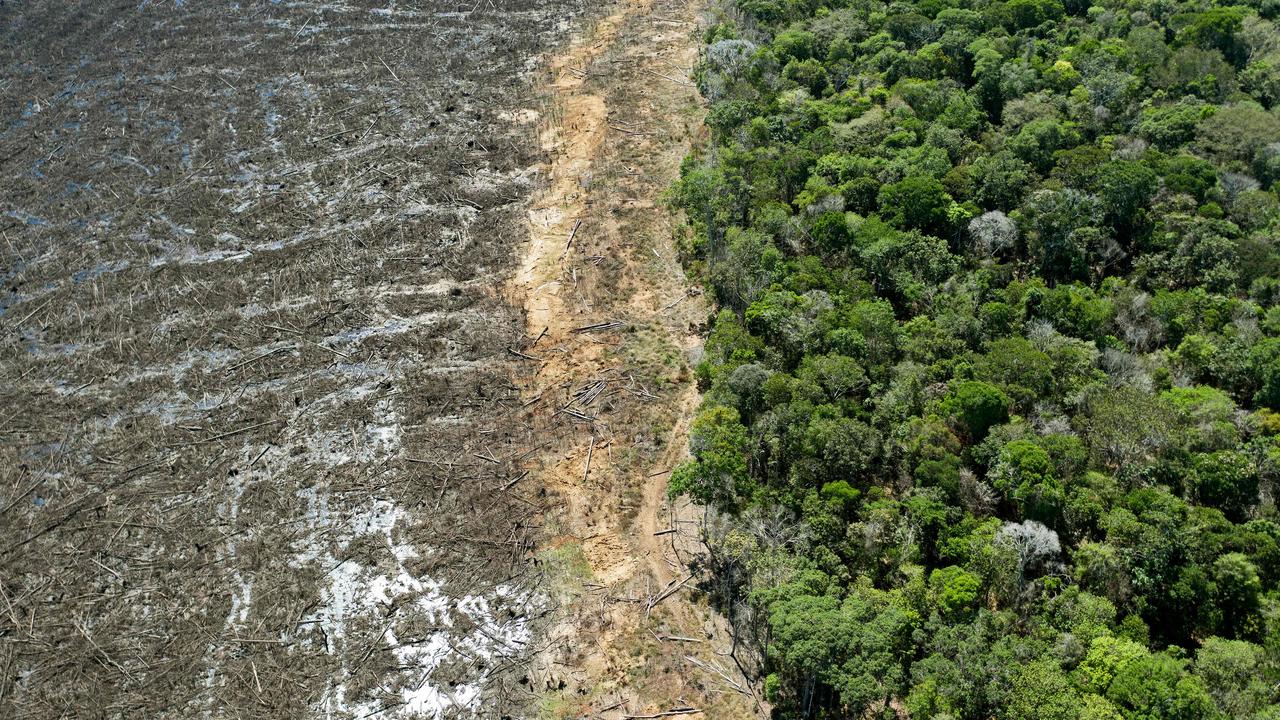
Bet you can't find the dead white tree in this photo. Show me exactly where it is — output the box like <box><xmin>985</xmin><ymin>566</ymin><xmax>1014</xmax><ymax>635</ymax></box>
<box><xmin>967</xmin><ymin>210</ymin><xmax>1018</xmax><ymax>261</ymax></box>
<box><xmin>997</xmin><ymin>520</ymin><xmax>1062</xmax><ymax>589</ymax></box>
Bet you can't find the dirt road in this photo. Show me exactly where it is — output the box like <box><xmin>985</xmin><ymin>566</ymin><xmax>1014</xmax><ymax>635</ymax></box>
<box><xmin>512</xmin><ymin>1</ymin><xmax>762</xmax><ymax>716</ymax></box>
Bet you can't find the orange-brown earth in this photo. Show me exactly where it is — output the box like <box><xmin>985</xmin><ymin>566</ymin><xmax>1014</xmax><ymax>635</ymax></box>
<box><xmin>511</xmin><ymin>1</ymin><xmax>764</xmax><ymax>716</ymax></box>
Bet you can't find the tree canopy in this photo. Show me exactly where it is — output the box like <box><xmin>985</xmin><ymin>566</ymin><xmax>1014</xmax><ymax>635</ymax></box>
<box><xmin>673</xmin><ymin>0</ymin><xmax>1280</xmax><ymax>715</ymax></box>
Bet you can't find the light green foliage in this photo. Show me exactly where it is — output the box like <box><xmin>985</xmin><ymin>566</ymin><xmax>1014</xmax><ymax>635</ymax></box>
<box><xmin>1006</xmin><ymin>659</ymin><xmax>1081</xmax><ymax>720</ymax></box>
<box><xmin>1212</xmin><ymin>552</ymin><xmax>1263</xmax><ymax>639</ymax></box>
<box><xmin>1080</xmin><ymin>694</ymin><xmax>1125</xmax><ymax>720</ymax></box>
<box><xmin>1076</xmin><ymin>636</ymin><xmax>1150</xmax><ymax>694</ymax></box>
<box><xmin>1194</xmin><ymin>637</ymin><xmax>1272</xmax><ymax>717</ymax></box>
<box><xmin>929</xmin><ymin>565</ymin><xmax>981</xmax><ymax>618</ymax></box>
<box><xmin>669</xmin><ymin>406</ymin><xmax>751</xmax><ymax>510</ymax></box>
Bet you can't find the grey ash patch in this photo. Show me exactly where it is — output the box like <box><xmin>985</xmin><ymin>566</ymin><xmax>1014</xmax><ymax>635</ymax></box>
<box><xmin>0</xmin><ymin>1</ymin><xmax>587</xmax><ymax>718</ymax></box>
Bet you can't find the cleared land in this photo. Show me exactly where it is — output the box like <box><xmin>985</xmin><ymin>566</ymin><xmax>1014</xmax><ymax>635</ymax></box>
<box><xmin>511</xmin><ymin>0</ymin><xmax>762</xmax><ymax>716</ymax></box>
<box><xmin>0</xmin><ymin>2</ymin><xmax>590</xmax><ymax>718</ymax></box>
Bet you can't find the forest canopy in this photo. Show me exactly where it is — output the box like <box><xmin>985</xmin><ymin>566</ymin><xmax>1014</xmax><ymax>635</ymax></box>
<box><xmin>673</xmin><ymin>0</ymin><xmax>1280</xmax><ymax>716</ymax></box>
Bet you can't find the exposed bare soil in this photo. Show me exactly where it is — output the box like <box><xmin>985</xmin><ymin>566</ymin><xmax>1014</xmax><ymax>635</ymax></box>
<box><xmin>511</xmin><ymin>1</ymin><xmax>763</xmax><ymax>716</ymax></box>
<box><xmin>0</xmin><ymin>2</ymin><xmax>755</xmax><ymax>718</ymax></box>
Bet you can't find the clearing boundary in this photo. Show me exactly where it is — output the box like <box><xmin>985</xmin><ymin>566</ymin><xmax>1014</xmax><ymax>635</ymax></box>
<box><xmin>510</xmin><ymin>0</ymin><xmax>764</xmax><ymax>717</ymax></box>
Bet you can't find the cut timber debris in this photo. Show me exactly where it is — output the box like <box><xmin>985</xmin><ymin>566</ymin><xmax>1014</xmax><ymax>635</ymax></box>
<box><xmin>570</xmin><ymin>379</ymin><xmax>609</xmax><ymax>407</ymax></box>
<box><xmin>573</xmin><ymin>317</ymin><xmax>627</xmax><ymax>333</ymax></box>
<box><xmin>507</xmin><ymin>347</ymin><xmax>544</xmax><ymax>361</ymax></box>
<box><xmin>561</xmin><ymin>219</ymin><xmax>582</xmax><ymax>257</ymax></box>
<box><xmin>646</xmin><ymin>573</ymin><xmax>693</xmax><ymax>616</ymax></box>
<box><xmin>623</xmin><ymin>709</ymin><xmax>702</xmax><ymax>719</ymax></box>
<box><xmin>556</xmin><ymin>407</ymin><xmax>597</xmax><ymax>423</ymax></box>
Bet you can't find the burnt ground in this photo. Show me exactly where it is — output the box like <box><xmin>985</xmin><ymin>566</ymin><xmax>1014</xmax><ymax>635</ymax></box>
<box><xmin>0</xmin><ymin>2</ymin><xmax>595</xmax><ymax>718</ymax></box>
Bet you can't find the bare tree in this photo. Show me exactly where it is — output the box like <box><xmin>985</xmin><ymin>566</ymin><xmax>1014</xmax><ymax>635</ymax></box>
<box><xmin>702</xmin><ymin>40</ymin><xmax>758</xmax><ymax>101</ymax></box>
<box><xmin>997</xmin><ymin>520</ymin><xmax>1062</xmax><ymax>589</ymax></box>
<box><xmin>967</xmin><ymin>210</ymin><xmax>1019</xmax><ymax>260</ymax></box>
<box><xmin>958</xmin><ymin>469</ymin><xmax>997</xmax><ymax>516</ymax></box>
<box><xmin>1113</xmin><ymin>290</ymin><xmax>1164</xmax><ymax>352</ymax></box>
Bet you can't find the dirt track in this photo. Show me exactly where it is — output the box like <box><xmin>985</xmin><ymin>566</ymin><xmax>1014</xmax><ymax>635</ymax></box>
<box><xmin>512</xmin><ymin>1</ymin><xmax>762</xmax><ymax>716</ymax></box>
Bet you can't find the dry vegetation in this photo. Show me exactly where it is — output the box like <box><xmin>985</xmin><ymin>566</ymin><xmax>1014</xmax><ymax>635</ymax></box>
<box><xmin>0</xmin><ymin>2</ymin><xmax>595</xmax><ymax>718</ymax></box>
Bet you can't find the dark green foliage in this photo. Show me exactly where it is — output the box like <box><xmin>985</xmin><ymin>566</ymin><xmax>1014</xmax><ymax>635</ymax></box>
<box><xmin>668</xmin><ymin>406</ymin><xmax>752</xmax><ymax>510</ymax></box>
<box><xmin>940</xmin><ymin>380</ymin><xmax>1011</xmax><ymax>443</ymax></box>
<box><xmin>877</xmin><ymin>174</ymin><xmax>953</xmax><ymax>233</ymax></box>
<box><xmin>1105</xmin><ymin>652</ymin><xmax>1217</xmax><ymax>720</ymax></box>
<box><xmin>679</xmin><ymin>0</ymin><xmax>1280</xmax><ymax>716</ymax></box>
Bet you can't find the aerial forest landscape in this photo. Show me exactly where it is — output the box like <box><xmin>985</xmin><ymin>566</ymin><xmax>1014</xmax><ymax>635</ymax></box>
<box><xmin>3</xmin><ymin>0</ymin><xmax>1280</xmax><ymax>717</ymax></box>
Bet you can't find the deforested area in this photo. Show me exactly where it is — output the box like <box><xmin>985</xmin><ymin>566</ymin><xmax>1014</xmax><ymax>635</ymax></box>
<box><xmin>0</xmin><ymin>1</ymin><xmax>591</xmax><ymax>717</ymax></box>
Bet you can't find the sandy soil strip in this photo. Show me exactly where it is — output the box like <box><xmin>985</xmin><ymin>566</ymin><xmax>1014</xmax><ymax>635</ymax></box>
<box><xmin>510</xmin><ymin>1</ymin><xmax>765</xmax><ymax>717</ymax></box>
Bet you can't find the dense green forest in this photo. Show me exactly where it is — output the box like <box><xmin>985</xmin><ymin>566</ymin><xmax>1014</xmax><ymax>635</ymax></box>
<box><xmin>670</xmin><ymin>0</ymin><xmax>1280</xmax><ymax>716</ymax></box>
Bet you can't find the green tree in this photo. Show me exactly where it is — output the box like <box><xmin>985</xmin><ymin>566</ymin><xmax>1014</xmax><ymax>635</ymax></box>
<box><xmin>1095</xmin><ymin>161</ymin><xmax>1158</xmax><ymax>242</ymax></box>
<box><xmin>1008</xmin><ymin>118</ymin><xmax>1080</xmax><ymax>173</ymax></box>
<box><xmin>1138</xmin><ymin>99</ymin><xmax>1215</xmax><ymax>150</ymax></box>
<box><xmin>766</xmin><ymin>588</ymin><xmax>916</xmax><ymax>716</ymax></box>
<box><xmin>1174</xmin><ymin>8</ymin><xmax>1247</xmax><ymax>67</ymax></box>
<box><xmin>773</xmin><ymin>29</ymin><xmax>817</xmax><ymax>62</ymax></box>
<box><xmin>1040</xmin><ymin>284</ymin><xmax>1114</xmax><ymax>339</ymax></box>
<box><xmin>877</xmin><ymin>174</ymin><xmax>954</xmax><ymax>233</ymax></box>
<box><xmin>973</xmin><ymin>336</ymin><xmax>1056</xmax><ymax>408</ymax></box>
<box><xmin>1019</xmin><ymin>189</ymin><xmax>1105</xmax><ymax>283</ymax></box>
<box><xmin>669</xmin><ymin>406</ymin><xmax>752</xmax><ymax>510</ymax></box>
<box><xmin>1075</xmin><ymin>636</ymin><xmax>1150</xmax><ymax>694</ymax></box>
<box><xmin>1197</xmin><ymin>104</ymin><xmax>1280</xmax><ymax>165</ymax></box>
<box><xmin>795</xmin><ymin>412</ymin><xmax>882</xmax><ymax>485</ymax></box>
<box><xmin>709</xmin><ymin>227</ymin><xmax>783</xmax><ymax>311</ymax></box>
<box><xmin>1006</xmin><ymin>659</ymin><xmax>1082</xmax><ymax>720</ymax></box>
<box><xmin>940</xmin><ymin>380</ymin><xmax>1012</xmax><ymax>444</ymax></box>
<box><xmin>1189</xmin><ymin>450</ymin><xmax>1258</xmax><ymax>521</ymax></box>
<box><xmin>1213</xmin><ymin>552</ymin><xmax>1263</xmax><ymax>640</ymax></box>
<box><xmin>929</xmin><ymin>565</ymin><xmax>982</xmax><ymax>618</ymax></box>
<box><xmin>859</xmin><ymin>227</ymin><xmax>959</xmax><ymax>309</ymax></box>
<box><xmin>1074</xmin><ymin>542</ymin><xmax>1132</xmax><ymax>605</ymax></box>
<box><xmin>992</xmin><ymin>440</ymin><xmax>1065</xmax><ymax>524</ymax></box>
<box><xmin>1006</xmin><ymin>0</ymin><xmax>1065</xmax><ymax>30</ymax></box>
<box><xmin>1078</xmin><ymin>386</ymin><xmax>1175</xmax><ymax>475</ymax></box>
<box><xmin>1106</xmin><ymin>652</ymin><xmax>1218</xmax><ymax>720</ymax></box>
<box><xmin>677</xmin><ymin>0</ymin><xmax>1280</xmax><ymax>715</ymax></box>
<box><xmin>973</xmin><ymin>151</ymin><xmax>1035</xmax><ymax>210</ymax></box>
<box><xmin>1194</xmin><ymin>637</ymin><xmax>1272</xmax><ymax>717</ymax></box>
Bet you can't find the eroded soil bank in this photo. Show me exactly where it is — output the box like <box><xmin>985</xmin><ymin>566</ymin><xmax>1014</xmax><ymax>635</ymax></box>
<box><xmin>512</xmin><ymin>1</ymin><xmax>763</xmax><ymax>716</ymax></box>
